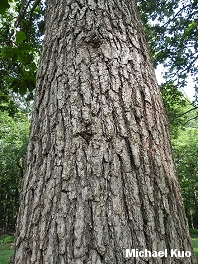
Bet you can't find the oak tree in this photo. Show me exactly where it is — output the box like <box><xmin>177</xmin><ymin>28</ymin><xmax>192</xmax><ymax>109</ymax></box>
<box><xmin>12</xmin><ymin>0</ymin><xmax>196</xmax><ymax>263</ymax></box>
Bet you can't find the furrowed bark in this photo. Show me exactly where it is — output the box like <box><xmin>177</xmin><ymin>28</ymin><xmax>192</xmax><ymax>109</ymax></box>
<box><xmin>13</xmin><ymin>0</ymin><xmax>196</xmax><ymax>263</ymax></box>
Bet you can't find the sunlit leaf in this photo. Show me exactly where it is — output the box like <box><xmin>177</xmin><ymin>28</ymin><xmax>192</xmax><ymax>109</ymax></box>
<box><xmin>15</xmin><ymin>31</ymin><xmax>27</xmax><ymax>44</ymax></box>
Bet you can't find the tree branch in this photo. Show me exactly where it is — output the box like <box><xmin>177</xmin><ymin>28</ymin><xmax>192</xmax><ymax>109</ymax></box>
<box><xmin>162</xmin><ymin>3</ymin><xmax>192</xmax><ymax>28</ymax></box>
<box><xmin>13</xmin><ymin>0</ymin><xmax>42</xmax><ymax>41</ymax></box>
<box><xmin>170</xmin><ymin>106</ymin><xmax>198</xmax><ymax>123</ymax></box>
<box><xmin>182</xmin><ymin>115</ymin><xmax>198</xmax><ymax>126</ymax></box>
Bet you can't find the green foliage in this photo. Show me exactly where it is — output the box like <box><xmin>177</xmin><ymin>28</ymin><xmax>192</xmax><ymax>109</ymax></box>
<box><xmin>0</xmin><ymin>249</ymin><xmax>14</xmax><ymax>264</ymax></box>
<box><xmin>0</xmin><ymin>0</ymin><xmax>44</xmax><ymax>113</ymax></box>
<box><xmin>1</xmin><ymin>0</ymin><xmax>197</xmax><ymax>110</ymax></box>
<box><xmin>190</xmin><ymin>228</ymin><xmax>198</xmax><ymax>237</ymax></box>
<box><xmin>138</xmin><ymin>0</ymin><xmax>198</xmax><ymax>95</ymax></box>
<box><xmin>160</xmin><ymin>82</ymin><xmax>190</xmax><ymax>138</ymax></box>
<box><xmin>0</xmin><ymin>110</ymin><xmax>29</xmax><ymax>233</ymax></box>
<box><xmin>0</xmin><ymin>236</ymin><xmax>14</xmax><ymax>244</ymax></box>
<box><xmin>15</xmin><ymin>31</ymin><xmax>26</xmax><ymax>44</ymax></box>
<box><xmin>0</xmin><ymin>0</ymin><xmax>10</xmax><ymax>15</ymax></box>
<box><xmin>0</xmin><ymin>236</ymin><xmax>14</xmax><ymax>264</ymax></box>
<box><xmin>160</xmin><ymin>81</ymin><xmax>198</xmax><ymax>228</ymax></box>
<box><xmin>191</xmin><ymin>237</ymin><xmax>198</xmax><ymax>262</ymax></box>
<box><xmin>172</xmin><ymin>127</ymin><xmax>198</xmax><ymax>228</ymax></box>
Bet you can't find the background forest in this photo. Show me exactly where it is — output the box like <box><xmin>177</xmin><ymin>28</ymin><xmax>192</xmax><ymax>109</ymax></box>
<box><xmin>0</xmin><ymin>0</ymin><xmax>198</xmax><ymax>235</ymax></box>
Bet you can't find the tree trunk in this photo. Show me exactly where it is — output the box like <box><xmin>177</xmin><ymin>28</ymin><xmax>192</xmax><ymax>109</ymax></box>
<box><xmin>13</xmin><ymin>0</ymin><xmax>196</xmax><ymax>263</ymax></box>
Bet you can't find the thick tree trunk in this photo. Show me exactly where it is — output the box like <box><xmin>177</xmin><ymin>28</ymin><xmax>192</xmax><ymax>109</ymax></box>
<box><xmin>13</xmin><ymin>0</ymin><xmax>196</xmax><ymax>263</ymax></box>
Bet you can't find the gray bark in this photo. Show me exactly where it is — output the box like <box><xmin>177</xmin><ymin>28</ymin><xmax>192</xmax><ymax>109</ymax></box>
<box><xmin>13</xmin><ymin>0</ymin><xmax>196</xmax><ymax>263</ymax></box>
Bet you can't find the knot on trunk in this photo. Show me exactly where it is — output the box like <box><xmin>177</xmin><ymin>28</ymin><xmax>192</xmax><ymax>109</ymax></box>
<box><xmin>85</xmin><ymin>31</ymin><xmax>102</xmax><ymax>48</ymax></box>
<box><xmin>79</xmin><ymin>128</ymin><xmax>93</xmax><ymax>142</ymax></box>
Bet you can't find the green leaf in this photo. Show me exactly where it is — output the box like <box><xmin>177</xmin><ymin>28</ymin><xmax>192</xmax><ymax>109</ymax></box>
<box><xmin>19</xmin><ymin>81</ymin><xmax>28</xmax><ymax>96</ymax></box>
<box><xmin>17</xmin><ymin>51</ymin><xmax>27</xmax><ymax>64</ymax></box>
<box><xmin>10</xmin><ymin>79</ymin><xmax>20</xmax><ymax>93</ymax></box>
<box><xmin>1</xmin><ymin>46</ymin><xmax>14</xmax><ymax>59</ymax></box>
<box><xmin>15</xmin><ymin>31</ymin><xmax>27</xmax><ymax>44</ymax></box>
<box><xmin>0</xmin><ymin>0</ymin><xmax>9</xmax><ymax>15</ymax></box>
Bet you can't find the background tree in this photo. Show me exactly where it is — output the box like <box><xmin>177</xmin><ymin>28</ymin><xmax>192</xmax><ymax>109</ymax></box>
<box><xmin>0</xmin><ymin>0</ymin><xmax>44</xmax><ymax>112</ymax></box>
<box><xmin>159</xmin><ymin>82</ymin><xmax>198</xmax><ymax>137</ymax></box>
<box><xmin>1</xmin><ymin>0</ymin><xmax>198</xmax><ymax>106</ymax></box>
<box><xmin>0</xmin><ymin>110</ymin><xmax>29</xmax><ymax>234</ymax></box>
<box><xmin>138</xmin><ymin>0</ymin><xmax>198</xmax><ymax>98</ymax></box>
<box><xmin>160</xmin><ymin>82</ymin><xmax>198</xmax><ymax>229</ymax></box>
<box><xmin>173</xmin><ymin>127</ymin><xmax>198</xmax><ymax>229</ymax></box>
<box><xmin>12</xmin><ymin>0</ymin><xmax>196</xmax><ymax>263</ymax></box>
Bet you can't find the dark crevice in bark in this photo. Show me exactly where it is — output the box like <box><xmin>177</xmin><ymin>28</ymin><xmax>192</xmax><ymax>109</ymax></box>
<box><xmin>133</xmin><ymin>109</ymin><xmax>142</xmax><ymax>126</ymax></box>
<box><xmin>71</xmin><ymin>214</ymin><xmax>76</xmax><ymax>259</ymax></box>
<box><xmin>117</xmin><ymin>72</ymin><xmax>131</xmax><ymax>137</ymax></box>
<box><xmin>78</xmin><ymin>123</ymin><xmax>93</xmax><ymax>143</ymax></box>
<box><xmin>117</xmin><ymin>153</ymin><xmax>137</xmax><ymax>252</ymax></box>
<box><xmin>40</xmin><ymin>249</ymin><xmax>44</xmax><ymax>264</ymax></box>
<box><xmin>111</xmin><ymin>108</ymin><xmax>119</xmax><ymax>135</ymax></box>
<box><xmin>124</xmin><ymin>138</ymin><xmax>137</xmax><ymax>171</ymax></box>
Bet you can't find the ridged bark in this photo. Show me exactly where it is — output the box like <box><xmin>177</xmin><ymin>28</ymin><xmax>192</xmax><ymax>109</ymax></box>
<box><xmin>13</xmin><ymin>0</ymin><xmax>196</xmax><ymax>263</ymax></box>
